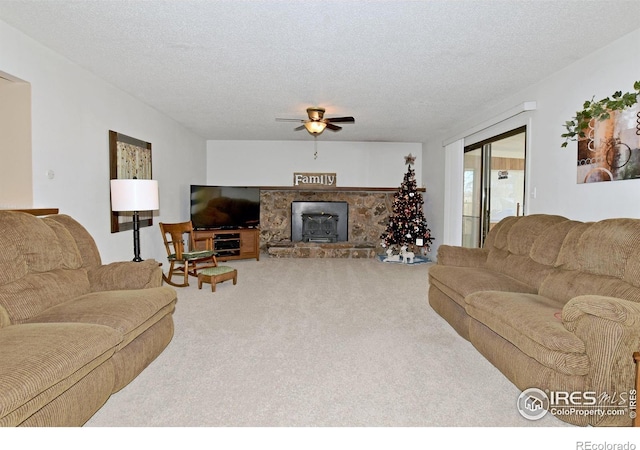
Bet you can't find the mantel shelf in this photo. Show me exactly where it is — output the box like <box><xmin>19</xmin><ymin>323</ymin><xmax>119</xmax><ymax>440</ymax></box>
<box><xmin>259</xmin><ymin>186</ymin><xmax>425</xmax><ymax>192</ymax></box>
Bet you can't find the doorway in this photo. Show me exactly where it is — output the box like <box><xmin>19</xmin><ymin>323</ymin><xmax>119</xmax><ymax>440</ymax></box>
<box><xmin>462</xmin><ymin>127</ymin><xmax>526</xmax><ymax>248</ymax></box>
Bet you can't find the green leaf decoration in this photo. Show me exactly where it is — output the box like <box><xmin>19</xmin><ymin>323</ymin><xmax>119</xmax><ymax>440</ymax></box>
<box><xmin>562</xmin><ymin>81</ymin><xmax>640</xmax><ymax>148</ymax></box>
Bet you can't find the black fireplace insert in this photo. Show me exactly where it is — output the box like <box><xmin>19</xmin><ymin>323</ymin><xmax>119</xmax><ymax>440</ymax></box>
<box><xmin>291</xmin><ymin>201</ymin><xmax>348</xmax><ymax>243</ymax></box>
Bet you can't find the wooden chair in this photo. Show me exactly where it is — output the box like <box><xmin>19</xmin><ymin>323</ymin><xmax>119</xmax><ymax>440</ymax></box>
<box><xmin>159</xmin><ymin>221</ymin><xmax>218</xmax><ymax>287</ymax></box>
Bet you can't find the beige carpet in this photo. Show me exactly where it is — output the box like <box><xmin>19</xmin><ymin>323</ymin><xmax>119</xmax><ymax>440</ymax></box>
<box><xmin>85</xmin><ymin>256</ymin><xmax>568</xmax><ymax>427</ymax></box>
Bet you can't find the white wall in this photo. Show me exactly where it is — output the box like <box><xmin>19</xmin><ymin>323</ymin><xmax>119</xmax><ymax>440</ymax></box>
<box><xmin>0</xmin><ymin>75</ymin><xmax>32</xmax><ymax>207</ymax></box>
<box><xmin>206</xmin><ymin>140</ymin><xmax>423</xmax><ymax>187</ymax></box>
<box><xmin>423</xmin><ymin>28</ymin><xmax>640</xmax><ymax>255</ymax></box>
<box><xmin>1</xmin><ymin>19</ymin><xmax>207</xmax><ymax>263</ymax></box>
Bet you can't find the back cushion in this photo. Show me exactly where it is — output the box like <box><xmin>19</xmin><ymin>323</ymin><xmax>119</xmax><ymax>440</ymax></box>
<box><xmin>45</xmin><ymin>214</ymin><xmax>102</xmax><ymax>269</ymax></box>
<box><xmin>575</xmin><ymin>219</ymin><xmax>640</xmax><ymax>279</ymax></box>
<box><xmin>0</xmin><ymin>212</ymin><xmax>90</xmax><ymax>324</ymax></box>
<box><xmin>43</xmin><ymin>218</ymin><xmax>83</xmax><ymax>269</ymax></box>
<box><xmin>555</xmin><ymin>222</ymin><xmax>593</xmax><ymax>270</ymax></box>
<box><xmin>624</xmin><ymin>251</ymin><xmax>640</xmax><ymax>289</ymax></box>
<box><xmin>540</xmin><ymin>270</ymin><xmax>640</xmax><ymax>304</ymax></box>
<box><xmin>485</xmin><ymin>215</ymin><xmax>569</xmax><ymax>288</ymax></box>
<box><xmin>530</xmin><ymin>220</ymin><xmax>581</xmax><ymax>266</ymax></box>
<box><xmin>542</xmin><ymin>218</ymin><xmax>640</xmax><ymax>304</ymax></box>
<box><xmin>506</xmin><ymin>214</ymin><xmax>569</xmax><ymax>256</ymax></box>
<box><xmin>0</xmin><ymin>212</ymin><xmax>62</xmax><ymax>275</ymax></box>
<box><xmin>487</xmin><ymin>216</ymin><xmax>519</xmax><ymax>251</ymax></box>
<box><xmin>0</xmin><ymin>270</ymin><xmax>91</xmax><ymax>324</ymax></box>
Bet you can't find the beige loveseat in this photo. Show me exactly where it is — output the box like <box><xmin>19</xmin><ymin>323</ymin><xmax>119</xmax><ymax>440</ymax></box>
<box><xmin>0</xmin><ymin>211</ymin><xmax>177</xmax><ymax>426</ymax></box>
<box><xmin>429</xmin><ymin>214</ymin><xmax>640</xmax><ymax>426</ymax></box>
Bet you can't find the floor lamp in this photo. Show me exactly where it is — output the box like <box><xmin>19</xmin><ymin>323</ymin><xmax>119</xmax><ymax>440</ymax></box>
<box><xmin>110</xmin><ymin>179</ymin><xmax>159</xmax><ymax>262</ymax></box>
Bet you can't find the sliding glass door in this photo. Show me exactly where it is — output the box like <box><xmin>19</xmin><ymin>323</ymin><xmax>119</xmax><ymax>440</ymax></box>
<box><xmin>462</xmin><ymin>127</ymin><xmax>526</xmax><ymax>248</ymax></box>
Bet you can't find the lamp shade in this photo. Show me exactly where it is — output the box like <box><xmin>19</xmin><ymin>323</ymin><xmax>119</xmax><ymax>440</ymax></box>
<box><xmin>304</xmin><ymin>121</ymin><xmax>327</xmax><ymax>135</ymax></box>
<box><xmin>110</xmin><ymin>179</ymin><xmax>159</xmax><ymax>212</ymax></box>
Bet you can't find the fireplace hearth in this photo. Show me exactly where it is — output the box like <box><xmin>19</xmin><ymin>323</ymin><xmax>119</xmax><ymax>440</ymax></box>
<box><xmin>291</xmin><ymin>201</ymin><xmax>348</xmax><ymax>243</ymax></box>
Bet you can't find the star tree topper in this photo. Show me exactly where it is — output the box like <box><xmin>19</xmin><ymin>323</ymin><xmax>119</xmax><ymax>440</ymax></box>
<box><xmin>404</xmin><ymin>153</ymin><xmax>416</xmax><ymax>165</ymax></box>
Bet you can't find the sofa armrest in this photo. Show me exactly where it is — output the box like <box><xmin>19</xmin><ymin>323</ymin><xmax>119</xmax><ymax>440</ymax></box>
<box><xmin>87</xmin><ymin>259</ymin><xmax>163</xmax><ymax>292</ymax></box>
<box><xmin>436</xmin><ymin>245</ymin><xmax>488</xmax><ymax>268</ymax></box>
<box><xmin>563</xmin><ymin>295</ymin><xmax>640</xmax><ymax>423</ymax></box>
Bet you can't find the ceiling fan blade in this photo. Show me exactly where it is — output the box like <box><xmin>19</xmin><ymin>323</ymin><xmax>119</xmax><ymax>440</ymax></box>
<box><xmin>325</xmin><ymin>123</ymin><xmax>342</xmax><ymax>131</ymax></box>
<box><xmin>294</xmin><ymin>124</ymin><xmax>306</xmax><ymax>131</ymax></box>
<box><xmin>325</xmin><ymin>116</ymin><xmax>355</xmax><ymax>123</ymax></box>
<box><xmin>276</xmin><ymin>118</ymin><xmax>305</xmax><ymax>122</ymax></box>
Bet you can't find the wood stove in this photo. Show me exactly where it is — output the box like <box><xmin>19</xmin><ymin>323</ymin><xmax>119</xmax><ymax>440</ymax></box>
<box><xmin>291</xmin><ymin>201</ymin><xmax>348</xmax><ymax>243</ymax></box>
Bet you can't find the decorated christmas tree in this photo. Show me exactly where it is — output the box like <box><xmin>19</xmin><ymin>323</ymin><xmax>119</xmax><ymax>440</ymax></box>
<box><xmin>380</xmin><ymin>154</ymin><xmax>434</xmax><ymax>255</ymax></box>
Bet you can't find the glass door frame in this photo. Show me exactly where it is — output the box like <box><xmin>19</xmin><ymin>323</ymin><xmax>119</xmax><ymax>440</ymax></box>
<box><xmin>463</xmin><ymin>126</ymin><xmax>527</xmax><ymax>247</ymax></box>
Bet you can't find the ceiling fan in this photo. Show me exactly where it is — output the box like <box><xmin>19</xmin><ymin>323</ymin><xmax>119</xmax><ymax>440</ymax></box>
<box><xmin>276</xmin><ymin>107</ymin><xmax>355</xmax><ymax>136</ymax></box>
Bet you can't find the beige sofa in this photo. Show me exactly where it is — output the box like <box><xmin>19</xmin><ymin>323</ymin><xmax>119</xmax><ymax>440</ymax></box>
<box><xmin>429</xmin><ymin>214</ymin><xmax>640</xmax><ymax>426</ymax></box>
<box><xmin>0</xmin><ymin>211</ymin><xmax>177</xmax><ymax>426</ymax></box>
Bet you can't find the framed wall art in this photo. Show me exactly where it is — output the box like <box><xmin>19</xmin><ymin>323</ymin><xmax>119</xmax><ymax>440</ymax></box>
<box><xmin>109</xmin><ymin>130</ymin><xmax>153</xmax><ymax>232</ymax></box>
<box><xmin>577</xmin><ymin>104</ymin><xmax>640</xmax><ymax>183</ymax></box>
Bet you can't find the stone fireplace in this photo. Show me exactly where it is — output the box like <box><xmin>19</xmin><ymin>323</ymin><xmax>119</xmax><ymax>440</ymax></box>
<box><xmin>259</xmin><ymin>189</ymin><xmax>397</xmax><ymax>258</ymax></box>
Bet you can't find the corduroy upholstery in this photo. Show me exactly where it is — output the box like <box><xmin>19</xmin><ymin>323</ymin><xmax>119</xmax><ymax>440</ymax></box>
<box><xmin>429</xmin><ymin>214</ymin><xmax>640</xmax><ymax>426</ymax></box>
<box><xmin>0</xmin><ymin>211</ymin><xmax>177</xmax><ymax>426</ymax></box>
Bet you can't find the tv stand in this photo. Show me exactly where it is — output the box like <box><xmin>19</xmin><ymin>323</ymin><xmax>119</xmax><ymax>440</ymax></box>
<box><xmin>193</xmin><ymin>228</ymin><xmax>260</xmax><ymax>261</ymax></box>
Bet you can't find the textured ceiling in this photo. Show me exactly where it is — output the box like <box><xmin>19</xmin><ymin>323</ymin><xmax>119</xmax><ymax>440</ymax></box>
<box><xmin>1</xmin><ymin>0</ymin><xmax>640</xmax><ymax>143</ymax></box>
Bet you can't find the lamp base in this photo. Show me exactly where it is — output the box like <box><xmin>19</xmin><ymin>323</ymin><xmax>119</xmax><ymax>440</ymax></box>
<box><xmin>132</xmin><ymin>211</ymin><xmax>143</xmax><ymax>262</ymax></box>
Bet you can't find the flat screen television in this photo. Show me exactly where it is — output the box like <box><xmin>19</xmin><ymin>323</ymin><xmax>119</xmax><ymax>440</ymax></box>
<box><xmin>190</xmin><ymin>185</ymin><xmax>260</xmax><ymax>230</ymax></box>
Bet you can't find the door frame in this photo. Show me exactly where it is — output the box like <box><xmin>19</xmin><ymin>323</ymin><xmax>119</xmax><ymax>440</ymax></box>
<box><xmin>443</xmin><ymin>112</ymin><xmax>534</xmax><ymax>246</ymax></box>
<box><xmin>463</xmin><ymin>126</ymin><xmax>527</xmax><ymax>247</ymax></box>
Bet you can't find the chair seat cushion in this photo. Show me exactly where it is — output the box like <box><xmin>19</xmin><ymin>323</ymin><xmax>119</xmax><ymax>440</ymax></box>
<box><xmin>199</xmin><ymin>266</ymin><xmax>236</xmax><ymax>276</ymax></box>
<box><xmin>169</xmin><ymin>250</ymin><xmax>217</xmax><ymax>261</ymax></box>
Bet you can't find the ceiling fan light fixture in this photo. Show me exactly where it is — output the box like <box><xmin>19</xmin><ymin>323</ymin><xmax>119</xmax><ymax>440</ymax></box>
<box><xmin>304</xmin><ymin>121</ymin><xmax>327</xmax><ymax>135</ymax></box>
<box><xmin>306</xmin><ymin>107</ymin><xmax>325</xmax><ymax>121</ymax></box>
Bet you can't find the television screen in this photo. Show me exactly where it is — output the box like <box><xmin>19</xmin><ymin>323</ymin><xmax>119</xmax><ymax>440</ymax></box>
<box><xmin>190</xmin><ymin>185</ymin><xmax>260</xmax><ymax>229</ymax></box>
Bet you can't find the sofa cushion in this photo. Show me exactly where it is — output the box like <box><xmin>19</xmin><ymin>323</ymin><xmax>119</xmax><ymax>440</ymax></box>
<box><xmin>429</xmin><ymin>265</ymin><xmax>536</xmax><ymax>307</ymax></box>
<box><xmin>625</xmin><ymin>250</ymin><xmax>640</xmax><ymax>289</ymax></box>
<box><xmin>530</xmin><ymin>220</ymin><xmax>581</xmax><ymax>266</ymax></box>
<box><xmin>0</xmin><ymin>323</ymin><xmax>120</xmax><ymax>426</ymax></box>
<box><xmin>484</xmin><ymin>215</ymin><xmax>570</xmax><ymax>289</ymax></box>
<box><xmin>505</xmin><ymin>214</ymin><xmax>569</xmax><ymax>256</ymax></box>
<box><xmin>464</xmin><ymin>291</ymin><xmax>589</xmax><ymax>376</ymax></box>
<box><xmin>0</xmin><ymin>228</ymin><xmax>27</xmax><ymax>287</ymax></box>
<box><xmin>44</xmin><ymin>214</ymin><xmax>103</xmax><ymax>269</ymax></box>
<box><xmin>576</xmin><ymin>219</ymin><xmax>640</xmax><ymax>279</ymax></box>
<box><xmin>5</xmin><ymin>212</ymin><xmax>63</xmax><ymax>273</ymax></box>
<box><xmin>539</xmin><ymin>270</ymin><xmax>640</xmax><ymax>305</ymax></box>
<box><xmin>487</xmin><ymin>250</ymin><xmax>556</xmax><ymax>290</ymax></box>
<box><xmin>88</xmin><ymin>259</ymin><xmax>163</xmax><ymax>292</ymax></box>
<box><xmin>488</xmin><ymin>216</ymin><xmax>519</xmax><ymax>251</ymax></box>
<box><xmin>42</xmin><ymin>218</ymin><xmax>83</xmax><ymax>270</ymax></box>
<box><xmin>26</xmin><ymin>286</ymin><xmax>177</xmax><ymax>350</ymax></box>
<box><xmin>0</xmin><ymin>306</ymin><xmax>10</xmax><ymax>329</ymax></box>
<box><xmin>0</xmin><ymin>269</ymin><xmax>91</xmax><ymax>324</ymax></box>
<box><xmin>0</xmin><ymin>212</ymin><xmax>61</xmax><ymax>285</ymax></box>
<box><xmin>555</xmin><ymin>222</ymin><xmax>592</xmax><ymax>270</ymax></box>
